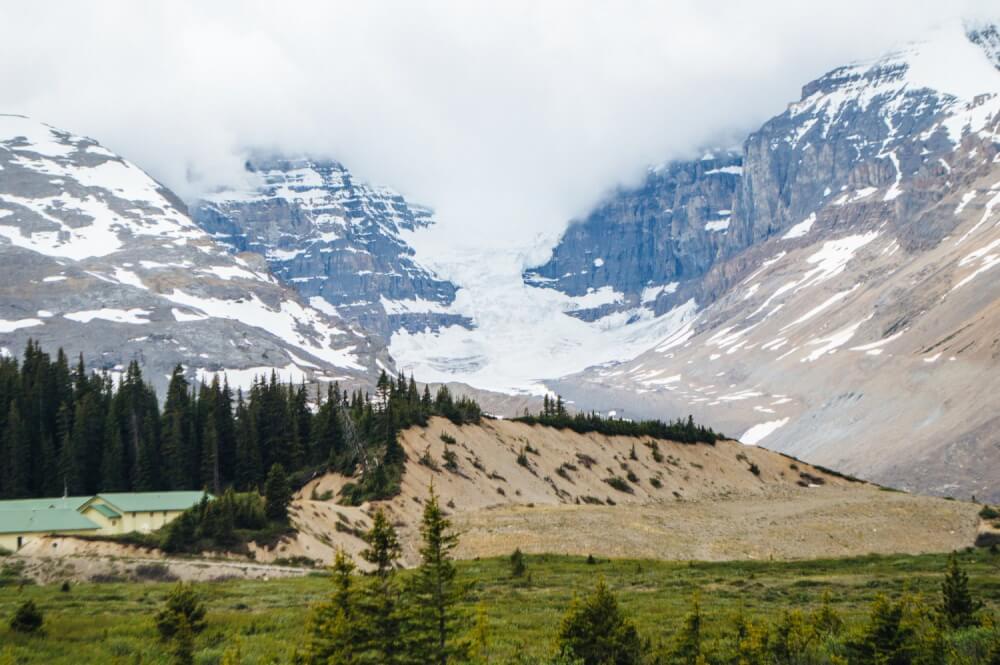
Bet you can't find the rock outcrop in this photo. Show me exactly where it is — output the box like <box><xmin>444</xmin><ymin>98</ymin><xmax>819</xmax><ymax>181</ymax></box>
<box><xmin>191</xmin><ymin>158</ymin><xmax>469</xmax><ymax>341</ymax></box>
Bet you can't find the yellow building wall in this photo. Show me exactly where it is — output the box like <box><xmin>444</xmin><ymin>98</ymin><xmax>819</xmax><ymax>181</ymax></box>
<box><xmin>0</xmin><ymin>529</ymin><xmax>99</xmax><ymax>552</ymax></box>
<box><xmin>79</xmin><ymin>506</ymin><xmax>124</xmax><ymax>535</ymax></box>
<box><xmin>83</xmin><ymin>498</ymin><xmax>187</xmax><ymax>534</ymax></box>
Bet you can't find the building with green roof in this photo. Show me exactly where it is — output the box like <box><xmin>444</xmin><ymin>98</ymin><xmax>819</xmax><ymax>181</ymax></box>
<box><xmin>0</xmin><ymin>507</ymin><xmax>100</xmax><ymax>552</ymax></box>
<box><xmin>0</xmin><ymin>491</ymin><xmax>211</xmax><ymax>550</ymax></box>
<box><xmin>80</xmin><ymin>491</ymin><xmax>209</xmax><ymax>535</ymax></box>
<box><xmin>0</xmin><ymin>497</ymin><xmax>92</xmax><ymax>512</ymax></box>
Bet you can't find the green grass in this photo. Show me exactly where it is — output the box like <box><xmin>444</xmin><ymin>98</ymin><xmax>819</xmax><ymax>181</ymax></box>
<box><xmin>0</xmin><ymin>549</ymin><xmax>998</xmax><ymax>663</ymax></box>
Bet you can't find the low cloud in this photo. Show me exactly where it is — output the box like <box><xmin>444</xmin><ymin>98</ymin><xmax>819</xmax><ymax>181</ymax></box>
<box><xmin>1</xmin><ymin>1</ymin><xmax>994</xmax><ymax>251</ymax></box>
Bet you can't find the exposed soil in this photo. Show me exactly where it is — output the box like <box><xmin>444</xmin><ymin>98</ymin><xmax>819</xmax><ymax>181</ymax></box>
<box><xmin>9</xmin><ymin>418</ymin><xmax>984</xmax><ymax>581</ymax></box>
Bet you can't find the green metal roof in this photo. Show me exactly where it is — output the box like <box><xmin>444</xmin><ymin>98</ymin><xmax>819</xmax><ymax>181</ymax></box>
<box><xmin>94</xmin><ymin>491</ymin><xmax>209</xmax><ymax>513</ymax></box>
<box><xmin>0</xmin><ymin>497</ymin><xmax>92</xmax><ymax>512</ymax></box>
<box><xmin>88</xmin><ymin>504</ymin><xmax>122</xmax><ymax>519</ymax></box>
<box><xmin>0</xmin><ymin>508</ymin><xmax>100</xmax><ymax>535</ymax></box>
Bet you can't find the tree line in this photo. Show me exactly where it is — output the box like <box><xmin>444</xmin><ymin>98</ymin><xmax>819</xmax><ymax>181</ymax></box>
<box><xmin>0</xmin><ymin>341</ymin><xmax>479</xmax><ymax>501</ymax></box>
<box><xmin>516</xmin><ymin>394</ymin><xmax>721</xmax><ymax>445</ymax></box>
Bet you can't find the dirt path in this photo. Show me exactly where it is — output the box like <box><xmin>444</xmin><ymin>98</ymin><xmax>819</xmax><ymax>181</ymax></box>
<box><xmin>12</xmin><ymin>542</ymin><xmax>311</xmax><ymax>584</ymax></box>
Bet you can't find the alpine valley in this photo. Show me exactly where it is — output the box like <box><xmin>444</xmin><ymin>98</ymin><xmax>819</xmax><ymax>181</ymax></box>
<box><xmin>3</xmin><ymin>19</ymin><xmax>1000</xmax><ymax>506</ymax></box>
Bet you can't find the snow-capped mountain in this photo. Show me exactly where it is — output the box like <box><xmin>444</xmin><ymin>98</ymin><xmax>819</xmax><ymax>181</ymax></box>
<box><xmin>191</xmin><ymin>158</ymin><xmax>469</xmax><ymax>341</ymax></box>
<box><xmin>0</xmin><ymin>115</ymin><xmax>384</xmax><ymax>393</ymax></box>
<box><xmin>540</xmin><ymin>21</ymin><xmax>1000</xmax><ymax>501</ymax></box>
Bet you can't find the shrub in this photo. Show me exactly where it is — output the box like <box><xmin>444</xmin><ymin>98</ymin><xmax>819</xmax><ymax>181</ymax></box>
<box><xmin>557</xmin><ymin>578</ymin><xmax>646</xmax><ymax>665</ymax></box>
<box><xmin>440</xmin><ymin>433</ymin><xmax>457</xmax><ymax>445</ymax></box>
<box><xmin>649</xmin><ymin>477</ymin><xmax>662</xmax><ymax>489</ymax></box>
<box><xmin>517</xmin><ymin>447</ymin><xmax>530</xmax><ymax>467</ymax></box>
<box><xmin>161</xmin><ymin>489</ymin><xmax>269</xmax><ymax>553</ymax></box>
<box><xmin>155</xmin><ymin>583</ymin><xmax>207</xmax><ymax>642</ymax></box>
<box><xmin>133</xmin><ymin>563</ymin><xmax>178</xmax><ymax>582</ymax></box>
<box><xmin>604</xmin><ymin>476</ymin><xmax>633</xmax><ymax>493</ymax></box>
<box><xmin>310</xmin><ymin>487</ymin><xmax>334</xmax><ymax>501</ymax></box>
<box><xmin>443</xmin><ymin>449</ymin><xmax>459</xmax><ymax>472</ymax></box>
<box><xmin>979</xmin><ymin>505</ymin><xmax>999</xmax><ymax>520</ymax></box>
<box><xmin>644</xmin><ymin>441</ymin><xmax>664</xmax><ymax>463</ymax></box>
<box><xmin>9</xmin><ymin>600</ymin><xmax>43</xmax><ymax>633</ymax></box>
<box><xmin>510</xmin><ymin>548</ymin><xmax>526</xmax><ymax>577</ymax></box>
<box><xmin>749</xmin><ymin>463</ymin><xmax>761</xmax><ymax>476</ymax></box>
<box><xmin>625</xmin><ymin>470</ymin><xmax>639</xmax><ymax>484</ymax></box>
<box><xmin>419</xmin><ymin>447</ymin><xmax>439</xmax><ymax>471</ymax></box>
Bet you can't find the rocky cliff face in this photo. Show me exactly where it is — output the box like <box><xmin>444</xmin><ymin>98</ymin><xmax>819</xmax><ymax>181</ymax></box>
<box><xmin>191</xmin><ymin>159</ymin><xmax>468</xmax><ymax>341</ymax></box>
<box><xmin>523</xmin><ymin>152</ymin><xmax>742</xmax><ymax>321</ymax></box>
<box><xmin>538</xmin><ymin>22</ymin><xmax>1000</xmax><ymax>501</ymax></box>
<box><xmin>0</xmin><ymin>116</ymin><xmax>383</xmax><ymax>395</ymax></box>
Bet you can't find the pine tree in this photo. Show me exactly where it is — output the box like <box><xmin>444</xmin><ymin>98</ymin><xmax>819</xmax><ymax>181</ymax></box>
<box><xmin>301</xmin><ymin>549</ymin><xmax>362</xmax><ymax>664</ymax></box>
<box><xmin>404</xmin><ymin>484</ymin><xmax>465</xmax><ymax>665</ymax></box>
<box><xmin>557</xmin><ymin>578</ymin><xmax>645</xmax><ymax>665</ymax></box>
<box><xmin>848</xmin><ymin>594</ymin><xmax>912</xmax><ymax>665</ymax></box>
<box><xmin>155</xmin><ymin>582</ymin><xmax>207</xmax><ymax>641</ymax></box>
<box><xmin>510</xmin><ymin>548</ymin><xmax>526</xmax><ymax>578</ymax></box>
<box><xmin>100</xmin><ymin>397</ymin><xmax>127</xmax><ymax>492</ymax></box>
<box><xmin>358</xmin><ymin>508</ymin><xmax>403</xmax><ymax>664</ymax></box>
<box><xmin>66</xmin><ymin>393</ymin><xmax>105</xmax><ymax>494</ymax></box>
<box><xmin>3</xmin><ymin>402</ymin><xmax>30</xmax><ymax>498</ymax></box>
<box><xmin>9</xmin><ymin>599</ymin><xmax>43</xmax><ymax>633</ymax></box>
<box><xmin>940</xmin><ymin>552</ymin><xmax>980</xmax><ymax>630</ymax></box>
<box><xmin>233</xmin><ymin>392</ymin><xmax>260</xmax><ymax>491</ymax></box>
<box><xmin>669</xmin><ymin>593</ymin><xmax>703</xmax><ymax>664</ymax></box>
<box><xmin>263</xmin><ymin>463</ymin><xmax>292</xmax><ymax>523</ymax></box>
<box><xmin>161</xmin><ymin>366</ymin><xmax>195</xmax><ymax>490</ymax></box>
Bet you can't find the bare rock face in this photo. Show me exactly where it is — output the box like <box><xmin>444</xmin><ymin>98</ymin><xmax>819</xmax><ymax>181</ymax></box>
<box><xmin>523</xmin><ymin>152</ymin><xmax>742</xmax><ymax>321</ymax></box>
<box><xmin>0</xmin><ymin>115</ymin><xmax>384</xmax><ymax>394</ymax></box>
<box><xmin>538</xmin><ymin>22</ymin><xmax>1000</xmax><ymax>501</ymax></box>
<box><xmin>191</xmin><ymin>158</ymin><xmax>469</xmax><ymax>341</ymax></box>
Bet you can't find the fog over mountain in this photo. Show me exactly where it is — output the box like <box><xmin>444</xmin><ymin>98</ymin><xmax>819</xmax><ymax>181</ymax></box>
<box><xmin>2</xmin><ymin>1</ymin><xmax>996</xmax><ymax>252</ymax></box>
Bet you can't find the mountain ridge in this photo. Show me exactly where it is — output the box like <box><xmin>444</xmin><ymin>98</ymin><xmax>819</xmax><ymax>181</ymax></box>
<box><xmin>0</xmin><ymin>114</ymin><xmax>385</xmax><ymax>395</ymax></box>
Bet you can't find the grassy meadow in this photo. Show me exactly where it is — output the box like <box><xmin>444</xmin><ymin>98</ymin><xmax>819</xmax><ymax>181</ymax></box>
<box><xmin>0</xmin><ymin>548</ymin><xmax>998</xmax><ymax>663</ymax></box>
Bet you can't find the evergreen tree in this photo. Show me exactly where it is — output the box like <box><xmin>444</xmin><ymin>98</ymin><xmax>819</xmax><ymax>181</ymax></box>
<box><xmin>848</xmin><ymin>594</ymin><xmax>913</xmax><ymax>665</ymax></box>
<box><xmin>67</xmin><ymin>392</ymin><xmax>105</xmax><ymax>494</ymax></box>
<box><xmin>100</xmin><ymin>397</ymin><xmax>127</xmax><ymax>491</ymax></box>
<box><xmin>669</xmin><ymin>593</ymin><xmax>703</xmax><ymax>665</ymax></box>
<box><xmin>3</xmin><ymin>402</ymin><xmax>30</xmax><ymax>498</ymax></box>
<box><xmin>510</xmin><ymin>548</ymin><xmax>526</xmax><ymax>578</ymax></box>
<box><xmin>233</xmin><ymin>392</ymin><xmax>260</xmax><ymax>491</ymax></box>
<box><xmin>358</xmin><ymin>508</ymin><xmax>403</xmax><ymax>664</ymax></box>
<box><xmin>557</xmin><ymin>578</ymin><xmax>645</xmax><ymax>665</ymax></box>
<box><xmin>263</xmin><ymin>463</ymin><xmax>292</xmax><ymax>523</ymax></box>
<box><xmin>161</xmin><ymin>366</ymin><xmax>195</xmax><ymax>490</ymax></box>
<box><xmin>300</xmin><ymin>549</ymin><xmax>362</xmax><ymax>664</ymax></box>
<box><xmin>404</xmin><ymin>484</ymin><xmax>465</xmax><ymax>664</ymax></box>
<box><xmin>155</xmin><ymin>582</ymin><xmax>207</xmax><ymax>641</ymax></box>
<box><xmin>940</xmin><ymin>552</ymin><xmax>980</xmax><ymax>630</ymax></box>
<box><xmin>313</xmin><ymin>386</ymin><xmax>345</xmax><ymax>469</ymax></box>
<box><xmin>9</xmin><ymin>599</ymin><xmax>43</xmax><ymax>633</ymax></box>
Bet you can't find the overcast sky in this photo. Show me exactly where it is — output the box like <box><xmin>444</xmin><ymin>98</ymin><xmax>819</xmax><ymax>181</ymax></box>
<box><xmin>2</xmin><ymin>1</ymin><xmax>995</xmax><ymax>250</ymax></box>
